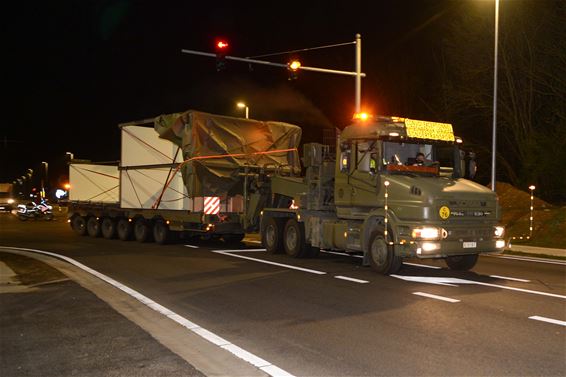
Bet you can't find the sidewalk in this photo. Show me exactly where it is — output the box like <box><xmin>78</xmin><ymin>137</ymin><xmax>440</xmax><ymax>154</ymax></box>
<box><xmin>506</xmin><ymin>244</ymin><xmax>566</xmax><ymax>258</ymax></box>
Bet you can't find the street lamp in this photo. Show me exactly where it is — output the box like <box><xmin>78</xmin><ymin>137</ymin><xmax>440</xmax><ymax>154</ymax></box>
<box><xmin>490</xmin><ymin>0</ymin><xmax>500</xmax><ymax>192</ymax></box>
<box><xmin>41</xmin><ymin>161</ymin><xmax>48</xmax><ymax>198</ymax></box>
<box><xmin>237</xmin><ymin>102</ymin><xmax>249</xmax><ymax>119</ymax></box>
<box><xmin>528</xmin><ymin>185</ymin><xmax>535</xmax><ymax>238</ymax></box>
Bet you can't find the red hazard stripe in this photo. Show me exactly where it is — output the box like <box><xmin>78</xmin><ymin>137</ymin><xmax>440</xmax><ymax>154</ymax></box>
<box><xmin>204</xmin><ymin>197</ymin><xmax>220</xmax><ymax>214</ymax></box>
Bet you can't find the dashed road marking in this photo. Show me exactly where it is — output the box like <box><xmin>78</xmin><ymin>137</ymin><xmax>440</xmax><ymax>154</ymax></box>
<box><xmin>0</xmin><ymin>246</ymin><xmax>295</xmax><ymax>377</ymax></box>
<box><xmin>212</xmin><ymin>249</ymin><xmax>266</xmax><ymax>253</ymax></box>
<box><xmin>334</xmin><ymin>275</ymin><xmax>369</xmax><ymax>284</ymax></box>
<box><xmin>489</xmin><ymin>275</ymin><xmax>530</xmax><ymax>283</ymax></box>
<box><xmin>212</xmin><ymin>250</ymin><xmax>326</xmax><ymax>275</ymax></box>
<box><xmin>184</xmin><ymin>244</ymin><xmax>199</xmax><ymax>249</ymax></box>
<box><xmin>413</xmin><ymin>292</ymin><xmax>460</xmax><ymax>303</ymax></box>
<box><xmin>529</xmin><ymin>316</ymin><xmax>566</xmax><ymax>327</ymax></box>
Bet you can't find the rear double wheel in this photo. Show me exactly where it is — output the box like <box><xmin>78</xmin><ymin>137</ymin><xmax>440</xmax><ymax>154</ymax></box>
<box><xmin>71</xmin><ymin>215</ymin><xmax>87</xmax><ymax>236</ymax></box>
<box><xmin>134</xmin><ymin>218</ymin><xmax>153</xmax><ymax>243</ymax></box>
<box><xmin>101</xmin><ymin>218</ymin><xmax>117</xmax><ymax>239</ymax></box>
<box><xmin>117</xmin><ymin>218</ymin><xmax>133</xmax><ymax>241</ymax></box>
<box><xmin>153</xmin><ymin>220</ymin><xmax>174</xmax><ymax>245</ymax></box>
<box><xmin>283</xmin><ymin>219</ymin><xmax>310</xmax><ymax>258</ymax></box>
<box><xmin>262</xmin><ymin>217</ymin><xmax>285</xmax><ymax>254</ymax></box>
<box><xmin>86</xmin><ymin>216</ymin><xmax>102</xmax><ymax>237</ymax></box>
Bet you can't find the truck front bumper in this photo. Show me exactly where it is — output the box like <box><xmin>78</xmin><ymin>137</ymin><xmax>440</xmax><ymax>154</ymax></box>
<box><xmin>397</xmin><ymin>238</ymin><xmax>506</xmax><ymax>259</ymax></box>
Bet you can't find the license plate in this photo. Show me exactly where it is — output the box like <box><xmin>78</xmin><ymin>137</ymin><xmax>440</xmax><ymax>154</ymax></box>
<box><xmin>463</xmin><ymin>242</ymin><xmax>477</xmax><ymax>248</ymax></box>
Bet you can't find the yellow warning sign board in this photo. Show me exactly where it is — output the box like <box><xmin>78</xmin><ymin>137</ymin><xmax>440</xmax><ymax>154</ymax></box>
<box><xmin>405</xmin><ymin>119</ymin><xmax>455</xmax><ymax>142</ymax></box>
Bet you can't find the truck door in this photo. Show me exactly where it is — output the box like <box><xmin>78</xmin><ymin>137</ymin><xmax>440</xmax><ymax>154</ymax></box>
<box><xmin>349</xmin><ymin>140</ymin><xmax>379</xmax><ymax>207</ymax></box>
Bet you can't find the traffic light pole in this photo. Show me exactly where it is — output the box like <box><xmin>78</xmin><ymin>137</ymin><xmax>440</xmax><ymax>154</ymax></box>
<box><xmin>181</xmin><ymin>34</ymin><xmax>365</xmax><ymax>112</ymax></box>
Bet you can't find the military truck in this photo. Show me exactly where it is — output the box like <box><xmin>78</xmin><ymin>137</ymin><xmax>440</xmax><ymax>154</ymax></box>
<box><xmin>68</xmin><ymin>110</ymin><xmax>505</xmax><ymax>274</ymax></box>
<box><xmin>258</xmin><ymin>115</ymin><xmax>506</xmax><ymax>274</ymax></box>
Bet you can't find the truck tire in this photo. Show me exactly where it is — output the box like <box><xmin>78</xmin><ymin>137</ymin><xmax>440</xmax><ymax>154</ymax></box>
<box><xmin>134</xmin><ymin>218</ymin><xmax>153</xmax><ymax>243</ymax></box>
<box><xmin>283</xmin><ymin>219</ymin><xmax>308</xmax><ymax>258</ymax></box>
<box><xmin>367</xmin><ymin>229</ymin><xmax>402</xmax><ymax>275</ymax></box>
<box><xmin>445</xmin><ymin>254</ymin><xmax>478</xmax><ymax>271</ymax></box>
<box><xmin>153</xmin><ymin>220</ymin><xmax>171</xmax><ymax>245</ymax></box>
<box><xmin>262</xmin><ymin>217</ymin><xmax>284</xmax><ymax>254</ymax></box>
<box><xmin>71</xmin><ymin>215</ymin><xmax>87</xmax><ymax>236</ymax></box>
<box><xmin>117</xmin><ymin>218</ymin><xmax>133</xmax><ymax>241</ymax></box>
<box><xmin>86</xmin><ymin>217</ymin><xmax>102</xmax><ymax>237</ymax></box>
<box><xmin>222</xmin><ymin>234</ymin><xmax>245</xmax><ymax>243</ymax></box>
<box><xmin>101</xmin><ymin>218</ymin><xmax>117</xmax><ymax>239</ymax></box>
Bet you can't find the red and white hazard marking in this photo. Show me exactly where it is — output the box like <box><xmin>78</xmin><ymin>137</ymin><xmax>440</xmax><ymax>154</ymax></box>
<box><xmin>204</xmin><ymin>196</ymin><xmax>220</xmax><ymax>214</ymax></box>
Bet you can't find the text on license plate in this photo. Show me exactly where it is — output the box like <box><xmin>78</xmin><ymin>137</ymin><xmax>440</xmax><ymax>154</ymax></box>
<box><xmin>463</xmin><ymin>242</ymin><xmax>477</xmax><ymax>248</ymax></box>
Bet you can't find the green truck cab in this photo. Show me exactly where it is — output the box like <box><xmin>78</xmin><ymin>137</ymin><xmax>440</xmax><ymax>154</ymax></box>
<box><xmin>261</xmin><ymin>116</ymin><xmax>506</xmax><ymax>274</ymax></box>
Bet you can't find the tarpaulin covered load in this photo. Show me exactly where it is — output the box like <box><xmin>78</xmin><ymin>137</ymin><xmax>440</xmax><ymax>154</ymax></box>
<box><xmin>154</xmin><ymin>110</ymin><xmax>302</xmax><ymax>197</ymax></box>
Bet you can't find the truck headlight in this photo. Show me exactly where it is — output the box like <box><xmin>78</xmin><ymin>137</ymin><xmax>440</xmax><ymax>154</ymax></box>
<box><xmin>496</xmin><ymin>239</ymin><xmax>506</xmax><ymax>249</ymax></box>
<box><xmin>494</xmin><ymin>226</ymin><xmax>505</xmax><ymax>238</ymax></box>
<box><xmin>7</xmin><ymin>199</ymin><xmax>15</xmax><ymax>204</ymax></box>
<box><xmin>412</xmin><ymin>227</ymin><xmax>443</xmax><ymax>240</ymax></box>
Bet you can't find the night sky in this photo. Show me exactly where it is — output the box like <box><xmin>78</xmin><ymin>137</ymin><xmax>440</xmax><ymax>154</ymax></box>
<box><xmin>3</xmin><ymin>0</ymin><xmax>483</xmax><ymax>190</ymax></box>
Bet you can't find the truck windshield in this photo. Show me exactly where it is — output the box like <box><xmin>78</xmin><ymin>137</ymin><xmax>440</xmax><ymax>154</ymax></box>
<box><xmin>382</xmin><ymin>141</ymin><xmax>455</xmax><ymax>177</ymax></box>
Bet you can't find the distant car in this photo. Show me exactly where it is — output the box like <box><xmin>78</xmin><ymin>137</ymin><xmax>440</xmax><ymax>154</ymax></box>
<box><xmin>0</xmin><ymin>192</ymin><xmax>16</xmax><ymax>211</ymax></box>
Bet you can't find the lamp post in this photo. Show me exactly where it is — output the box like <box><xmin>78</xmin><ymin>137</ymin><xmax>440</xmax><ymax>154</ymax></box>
<box><xmin>528</xmin><ymin>185</ymin><xmax>535</xmax><ymax>238</ymax></box>
<box><xmin>237</xmin><ymin>102</ymin><xmax>249</xmax><ymax>119</ymax></box>
<box><xmin>490</xmin><ymin>0</ymin><xmax>500</xmax><ymax>192</ymax></box>
<box><xmin>41</xmin><ymin>161</ymin><xmax>48</xmax><ymax>199</ymax></box>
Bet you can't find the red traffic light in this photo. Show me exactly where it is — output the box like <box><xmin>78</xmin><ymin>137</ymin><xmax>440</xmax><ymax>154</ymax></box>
<box><xmin>216</xmin><ymin>41</ymin><xmax>229</xmax><ymax>49</ymax></box>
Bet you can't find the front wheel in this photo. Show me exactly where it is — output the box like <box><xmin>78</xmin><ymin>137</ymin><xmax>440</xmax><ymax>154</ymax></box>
<box><xmin>445</xmin><ymin>254</ymin><xmax>478</xmax><ymax>271</ymax></box>
<box><xmin>367</xmin><ymin>230</ymin><xmax>402</xmax><ymax>275</ymax></box>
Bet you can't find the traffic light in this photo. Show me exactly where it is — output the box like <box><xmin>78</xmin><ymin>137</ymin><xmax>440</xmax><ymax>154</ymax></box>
<box><xmin>215</xmin><ymin>40</ymin><xmax>229</xmax><ymax>71</ymax></box>
<box><xmin>287</xmin><ymin>60</ymin><xmax>301</xmax><ymax>80</ymax></box>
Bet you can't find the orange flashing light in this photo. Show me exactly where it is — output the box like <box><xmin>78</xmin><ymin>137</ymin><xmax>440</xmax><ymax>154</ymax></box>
<box><xmin>216</xmin><ymin>41</ymin><xmax>229</xmax><ymax>49</ymax></box>
<box><xmin>289</xmin><ymin>60</ymin><xmax>301</xmax><ymax>71</ymax></box>
<box><xmin>353</xmin><ymin>112</ymin><xmax>371</xmax><ymax>121</ymax></box>
<box><xmin>64</xmin><ymin>183</ymin><xmax>71</xmax><ymax>190</ymax></box>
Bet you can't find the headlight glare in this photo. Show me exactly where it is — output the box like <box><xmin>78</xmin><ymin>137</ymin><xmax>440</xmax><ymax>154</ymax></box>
<box><xmin>412</xmin><ymin>227</ymin><xmax>441</xmax><ymax>240</ymax></box>
<box><xmin>494</xmin><ymin>226</ymin><xmax>505</xmax><ymax>238</ymax></box>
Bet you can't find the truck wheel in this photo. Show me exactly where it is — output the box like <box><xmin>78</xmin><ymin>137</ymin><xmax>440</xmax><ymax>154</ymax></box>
<box><xmin>117</xmin><ymin>218</ymin><xmax>133</xmax><ymax>241</ymax></box>
<box><xmin>283</xmin><ymin>219</ymin><xmax>308</xmax><ymax>258</ymax></box>
<box><xmin>71</xmin><ymin>215</ymin><xmax>87</xmax><ymax>236</ymax></box>
<box><xmin>222</xmin><ymin>234</ymin><xmax>245</xmax><ymax>243</ymax></box>
<box><xmin>101</xmin><ymin>218</ymin><xmax>117</xmax><ymax>239</ymax></box>
<box><xmin>262</xmin><ymin>217</ymin><xmax>284</xmax><ymax>254</ymax></box>
<box><xmin>153</xmin><ymin>221</ymin><xmax>171</xmax><ymax>245</ymax></box>
<box><xmin>445</xmin><ymin>254</ymin><xmax>478</xmax><ymax>271</ymax></box>
<box><xmin>368</xmin><ymin>230</ymin><xmax>402</xmax><ymax>275</ymax></box>
<box><xmin>86</xmin><ymin>217</ymin><xmax>102</xmax><ymax>237</ymax></box>
<box><xmin>134</xmin><ymin>218</ymin><xmax>153</xmax><ymax>243</ymax></box>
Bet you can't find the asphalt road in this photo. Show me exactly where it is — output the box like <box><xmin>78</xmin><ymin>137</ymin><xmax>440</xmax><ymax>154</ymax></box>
<box><xmin>1</xmin><ymin>212</ymin><xmax>565</xmax><ymax>376</ymax></box>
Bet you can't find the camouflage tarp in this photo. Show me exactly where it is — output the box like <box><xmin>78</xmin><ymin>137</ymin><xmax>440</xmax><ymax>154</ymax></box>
<box><xmin>154</xmin><ymin>110</ymin><xmax>302</xmax><ymax>197</ymax></box>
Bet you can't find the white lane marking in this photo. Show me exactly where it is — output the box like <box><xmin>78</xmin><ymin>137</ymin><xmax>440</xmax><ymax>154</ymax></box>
<box><xmin>320</xmin><ymin>250</ymin><xmax>363</xmax><ymax>259</ymax></box>
<box><xmin>486</xmin><ymin>254</ymin><xmax>566</xmax><ymax>266</ymax></box>
<box><xmin>212</xmin><ymin>249</ymin><xmax>266</xmax><ymax>253</ymax></box>
<box><xmin>0</xmin><ymin>246</ymin><xmax>294</xmax><ymax>377</ymax></box>
<box><xmin>413</xmin><ymin>292</ymin><xmax>460</xmax><ymax>303</ymax></box>
<box><xmin>244</xmin><ymin>240</ymin><xmax>262</xmax><ymax>244</ymax></box>
<box><xmin>184</xmin><ymin>244</ymin><xmax>199</xmax><ymax>249</ymax></box>
<box><xmin>489</xmin><ymin>275</ymin><xmax>531</xmax><ymax>283</ymax></box>
<box><xmin>403</xmin><ymin>262</ymin><xmax>442</xmax><ymax>270</ymax></box>
<box><xmin>529</xmin><ymin>316</ymin><xmax>566</xmax><ymax>327</ymax></box>
<box><xmin>212</xmin><ymin>250</ymin><xmax>326</xmax><ymax>275</ymax></box>
<box><xmin>334</xmin><ymin>275</ymin><xmax>369</xmax><ymax>284</ymax></box>
<box><xmin>392</xmin><ymin>275</ymin><xmax>566</xmax><ymax>300</ymax></box>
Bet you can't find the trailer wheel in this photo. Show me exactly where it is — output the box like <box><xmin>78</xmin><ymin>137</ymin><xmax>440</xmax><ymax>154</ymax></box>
<box><xmin>71</xmin><ymin>215</ymin><xmax>87</xmax><ymax>236</ymax></box>
<box><xmin>222</xmin><ymin>234</ymin><xmax>245</xmax><ymax>243</ymax></box>
<box><xmin>117</xmin><ymin>218</ymin><xmax>133</xmax><ymax>241</ymax></box>
<box><xmin>283</xmin><ymin>219</ymin><xmax>308</xmax><ymax>258</ymax></box>
<box><xmin>153</xmin><ymin>221</ymin><xmax>171</xmax><ymax>245</ymax></box>
<box><xmin>445</xmin><ymin>254</ymin><xmax>478</xmax><ymax>271</ymax></box>
<box><xmin>367</xmin><ymin>229</ymin><xmax>402</xmax><ymax>275</ymax></box>
<box><xmin>134</xmin><ymin>218</ymin><xmax>153</xmax><ymax>243</ymax></box>
<box><xmin>86</xmin><ymin>217</ymin><xmax>102</xmax><ymax>237</ymax></box>
<box><xmin>101</xmin><ymin>218</ymin><xmax>117</xmax><ymax>239</ymax></box>
<box><xmin>262</xmin><ymin>217</ymin><xmax>284</xmax><ymax>254</ymax></box>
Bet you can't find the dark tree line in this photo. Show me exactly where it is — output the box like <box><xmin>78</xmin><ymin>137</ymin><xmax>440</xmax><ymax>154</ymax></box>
<box><xmin>433</xmin><ymin>0</ymin><xmax>565</xmax><ymax>203</ymax></box>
